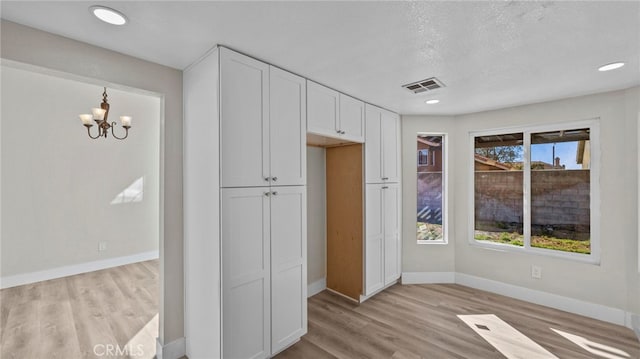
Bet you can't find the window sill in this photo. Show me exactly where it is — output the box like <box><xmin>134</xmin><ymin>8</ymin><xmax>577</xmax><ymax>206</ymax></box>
<box><xmin>417</xmin><ymin>239</ymin><xmax>448</xmax><ymax>245</ymax></box>
<box><xmin>468</xmin><ymin>240</ymin><xmax>600</xmax><ymax>265</ymax></box>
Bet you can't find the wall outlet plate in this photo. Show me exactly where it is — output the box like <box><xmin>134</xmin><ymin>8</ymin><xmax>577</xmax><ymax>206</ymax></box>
<box><xmin>531</xmin><ymin>265</ymin><xmax>542</xmax><ymax>279</ymax></box>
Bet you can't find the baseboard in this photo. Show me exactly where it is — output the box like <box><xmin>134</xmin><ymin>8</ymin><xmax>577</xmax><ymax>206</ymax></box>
<box><xmin>308</xmin><ymin>277</ymin><xmax>326</xmax><ymax>297</ymax></box>
<box><xmin>401</xmin><ymin>271</ymin><xmax>455</xmax><ymax>284</ymax></box>
<box><xmin>0</xmin><ymin>250</ymin><xmax>159</xmax><ymax>289</ymax></box>
<box><xmin>401</xmin><ymin>271</ymin><xmax>633</xmax><ymax>329</ymax></box>
<box><xmin>629</xmin><ymin>312</ymin><xmax>640</xmax><ymax>340</ymax></box>
<box><xmin>156</xmin><ymin>337</ymin><xmax>186</xmax><ymax>359</ymax></box>
<box><xmin>455</xmin><ymin>272</ymin><xmax>628</xmax><ymax>327</ymax></box>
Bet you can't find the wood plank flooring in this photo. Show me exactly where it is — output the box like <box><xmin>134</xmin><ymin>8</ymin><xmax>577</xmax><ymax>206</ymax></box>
<box><xmin>0</xmin><ymin>260</ymin><xmax>159</xmax><ymax>359</ymax></box>
<box><xmin>276</xmin><ymin>284</ymin><xmax>640</xmax><ymax>359</ymax></box>
<box><xmin>2</xmin><ymin>262</ymin><xmax>639</xmax><ymax>359</ymax></box>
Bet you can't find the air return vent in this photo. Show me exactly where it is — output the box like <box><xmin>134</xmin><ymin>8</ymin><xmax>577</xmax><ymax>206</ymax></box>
<box><xmin>402</xmin><ymin>77</ymin><xmax>445</xmax><ymax>94</ymax></box>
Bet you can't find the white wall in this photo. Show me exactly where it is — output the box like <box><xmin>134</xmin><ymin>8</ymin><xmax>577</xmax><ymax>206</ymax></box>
<box><xmin>402</xmin><ymin>87</ymin><xmax>640</xmax><ymax>321</ymax></box>
<box><xmin>0</xmin><ymin>20</ymin><xmax>184</xmax><ymax>346</ymax></box>
<box><xmin>401</xmin><ymin>116</ymin><xmax>456</xmax><ymax>274</ymax></box>
<box><xmin>307</xmin><ymin>146</ymin><xmax>326</xmax><ymax>285</ymax></box>
<box><xmin>1</xmin><ymin>65</ymin><xmax>160</xmax><ymax>279</ymax></box>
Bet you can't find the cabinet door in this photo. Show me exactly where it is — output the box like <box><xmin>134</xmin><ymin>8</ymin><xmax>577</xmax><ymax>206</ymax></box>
<box><xmin>383</xmin><ymin>184</ymin><xmax>401</xmax><ymax>285</ymax></box>
<box><xmin>338</xmin><ymin>94</ymin><xmax>365</xmax><ymax>143</ymax></box>
<box><xmin>270</xmin><ymin>186</ymin><xmax>307</xmax><ymax>354</ymax></box>
<box><xmin>381</xmin><ymin>110</ymin><xmax>400</xmax><ymax>183</ymax></box>
<box><xmin>270</xmin><ymin>67</ymin><xmax>306</xmax><ymax>186</ymax></box>
<box><xmin>221</xmin><ymin>188</ymin><xmax>271</xmax><ymax>359</ymax></box>
<box><xmin>365</xmin><ymin>104</ymin><xmax>382</xmax><ymax>183</ymax></box>
<box><xmin>365</xmin><ymin>184</ymin><xmax>384</xmax><ymax>295</ymax></box>
<box><xmin>220</xmin><ymin>48</ymin><xmax>270</xmax><ymax>188</ymax></box>
<box><xmin>307</xmin><ymin>81</ymin><xmax>339</xmax><ymax>137</ymax></box>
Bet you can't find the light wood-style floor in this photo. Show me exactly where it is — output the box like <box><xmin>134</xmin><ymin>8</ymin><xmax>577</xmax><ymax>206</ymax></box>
<box><xmin>3</xmin><ymin>261</ymin><xmax>639</xmax><ymax>358</ymax></box>
<box><xmin>1</xmin><ymin>260</ymin><xmax>159</xmax><ymax>359</ymax></box>
<box><xmin>277</xmin><ymin>284</ymin><xmax>640</xmax><ymax>359</ymax></box>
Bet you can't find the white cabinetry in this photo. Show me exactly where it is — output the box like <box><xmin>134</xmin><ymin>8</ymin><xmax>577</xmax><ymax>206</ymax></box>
<box><xmin>221</xmin><ymin>188</ymin><xmax>271</xmax><ymax>359</ymax></box>
<box><xmin>270</xmin><ymin>187</ymin><xmax>307</xmax><ymax>354</ymax></box>
<box><xmin>365</xmin><ymin>104</ymin><xmax>400</xmax><ymax>183</ymax></box>
<box><xmin>185</xmin><ymin>46</ymin><xmax>307</xmax><ymax>359</ymax></box>
<box><xmin>307</xmin><ymin>81</ymin><xmax>364</xmax><ymax>143</ymax></box>
<box><xmin>222</xmin><ymin>186</ymin><xmax>307</xmax><ymax>359</ymax></box>
<box><xmin>221</xmin><ymin>50</ymin><xmax>306</xmax><ymax>187</ymax></box>
<box><xmin>364</xmin><ymin>183</ymin><xmax>400</xmax><ymax>296</ymax></box>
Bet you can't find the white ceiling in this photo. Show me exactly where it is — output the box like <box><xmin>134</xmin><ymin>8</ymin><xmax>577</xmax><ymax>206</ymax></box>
<box><xmin>2</xmin><ymin>1</ymin><xmax>638</xmax><ymax>115</ymax></box>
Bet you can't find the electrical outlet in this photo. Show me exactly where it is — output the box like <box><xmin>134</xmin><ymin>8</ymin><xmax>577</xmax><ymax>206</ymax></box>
<box><xmin>99</xmin><ymin>241</ymin><xmax>107</xmax><ymax>252</ymax></box>
<box><xmin>531</xmin><ymin>265</ymin><xmax>542</xmax><ymax>279</ymax></box>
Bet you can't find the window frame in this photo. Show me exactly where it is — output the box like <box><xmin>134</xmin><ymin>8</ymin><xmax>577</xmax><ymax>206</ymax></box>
<box><xmin>417</xmin><ymin>132</ymin><xmax>449</xmax><ymax>245</ymax></box>
<box><xmin>468</xmin><ymin>119</ymin><xmax>601</xmax><ymax>264</ymax></box>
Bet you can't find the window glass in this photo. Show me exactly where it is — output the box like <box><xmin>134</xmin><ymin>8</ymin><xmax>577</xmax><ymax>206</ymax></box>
<box><xmin>530</xmin><ymin>129</ymin><xmax>590</xmax><ymax>254</ymax></box>
<box><xmin>474</xmin><ymin>133</ymin><xmax>524</xmax><ymax>247</ymax></box>
<box><xmin>417</xmin><ymin>135</ymin><xmax>444</xmax><ymax>241</ymax></box>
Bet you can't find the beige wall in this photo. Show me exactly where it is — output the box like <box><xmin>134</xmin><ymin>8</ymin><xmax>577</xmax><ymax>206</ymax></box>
<box><xmin>0</xmin><ymin>20</ymin><xmax>184</xmax><ymax>345</ymax></box>
<box><xmin>1</xmin><ymin>65</ymin><xmax>160</xmax><ymax>276</ymax></box>
<box><xmin>402</xmin><ymin>116</ymin><xmax>456</xmax><ymax>272</ymax></box>
<box><xmin>402</xmin><ymin>87</ymin><xmax>639</xmax><ymax>318</ymax></box>
<box><xmin>307</xmin><ymin>146</ymin><xmax>326</xmax><ymax>284</ymax></box>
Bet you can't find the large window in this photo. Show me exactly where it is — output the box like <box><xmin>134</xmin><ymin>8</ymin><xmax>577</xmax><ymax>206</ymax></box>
<box><xmin>471</xmin><ymin>121</ymin><xmax>599</xmax><ymax>261</ymax></box>
<box><xmin>417</xmin><ymin>134</ymin><xmax>447</xmax><ymax>243</ymax></box>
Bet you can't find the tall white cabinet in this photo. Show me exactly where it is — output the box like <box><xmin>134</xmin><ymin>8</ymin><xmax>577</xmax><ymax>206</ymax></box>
<box><xmin>363</xmin><ymin>105</ymin><xmax>401</xmax><ymax>297</ymax></box>
<box><xmin>185</xmin><ymin>47</ymin><xmax>307</xmax><ymax>359</ymax></box>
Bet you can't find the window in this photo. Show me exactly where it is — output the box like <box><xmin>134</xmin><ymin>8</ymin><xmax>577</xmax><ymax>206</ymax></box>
<box><xmin>417</xmin><ymin>134</ymin><xmax>447</xmax><ymax>243</ymax></box>
<box><xmin>471</xmin><ymin>121</ymin><xmax>599</xmax><ymax>262</ymax></box>
<box><xmin>418</xmin><ymin>149</ymin><xmax>430</xmax><ymax>165</ymax></box>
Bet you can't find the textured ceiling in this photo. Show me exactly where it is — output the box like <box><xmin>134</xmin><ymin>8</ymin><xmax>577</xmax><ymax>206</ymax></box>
<box><xmin>2</xmin><ymin>1</ymin><xmax>638</xmax><ymax>115</ymax></box>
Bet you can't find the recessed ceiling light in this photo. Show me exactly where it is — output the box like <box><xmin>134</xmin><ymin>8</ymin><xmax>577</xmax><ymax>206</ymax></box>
<box><xmin>598</xmin><ymin>62</ymin><xmax>625</xmax><ymax>72</ymax></box>
<box><xmin>425</xmin><ymin>99</ymin><xmax>440</xmax><ymax>104</ymax></box>
<box><xmin>90</xmin><ymin>5</ymin><xmax>127</xmax><ymax>26</ymax></box>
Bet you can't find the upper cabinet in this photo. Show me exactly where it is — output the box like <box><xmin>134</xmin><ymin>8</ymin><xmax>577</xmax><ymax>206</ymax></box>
<box><xmin>220</xmin><ymin>48</ymin><xmax>306</xmax><ymax>188</ymax></box>
<box><xmin>269</xmin><ymin>66</ymin><xmax>307</xmax><ymax>186</ymax></box>
<box><xmin>338</xmin><ymin>93</ymin><xmax>365</xmax><ymax>142</ymax></box>
<box><xmin>365</xmin><ymin>104</ymin><xmax>400</xmax><ymax>183</ymax></box>
<box><xmin>307</xmin><ymin>81</ymin><xmax>364</xmax><ymax>143</ymax></box>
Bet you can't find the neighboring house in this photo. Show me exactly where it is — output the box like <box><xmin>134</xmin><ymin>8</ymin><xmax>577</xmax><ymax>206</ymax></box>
<box><xmin>417</xmin><ymin>136</ymin><xmax>443</xmax><ymax>172</ymax></box>
<box><xmin>474</xmin><ymin>154</ymin><xmax>513</xmax><ymax>171</ymax></box>
<box><xmin>576</xmin><ymin>140</ymin><xmax>591</xmax><ymax>169</ymax></box>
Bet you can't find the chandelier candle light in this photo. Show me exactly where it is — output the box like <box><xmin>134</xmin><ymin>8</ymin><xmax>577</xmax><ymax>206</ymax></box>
<box><xmin>79</xmin><ymin>87</ymin><xmax>132</xmax><ymax>140</ymax></box>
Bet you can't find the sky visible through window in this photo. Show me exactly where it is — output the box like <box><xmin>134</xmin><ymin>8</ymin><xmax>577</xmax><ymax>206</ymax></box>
<box><xmin>493</xmin><ymin>142</ymin><xmax>580</xmax><ymax>170</ymax></box>
<box><xmin>531</xmin><ymin>142</ymin><xmax>580</xmax><ymax>170</ymax></box>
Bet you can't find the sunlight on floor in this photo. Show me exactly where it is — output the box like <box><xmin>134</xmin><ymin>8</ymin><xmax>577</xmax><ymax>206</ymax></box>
<box><xmin>552</xmin><ymin>328</ymin><xmax>630</xmax><ymax>359</ymax></box>
<box><xmin>125</xmin><ymin>313</ymin><xmax>158</xmax><ymax>359</ymax></box>
<box><xmin>458</xmin><ymin>314</ymin><xmax>558</xmax><ymax>359</ymax></box>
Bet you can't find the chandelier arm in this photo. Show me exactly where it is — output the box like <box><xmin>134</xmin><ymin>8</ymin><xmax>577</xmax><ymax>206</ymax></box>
<box><xmin>86</xmin><ymin>125</ymin><xmax>102</xmax><ymax>139</ymax></box>
<box><xmin>110</xmin><ymin>122</ymin><xmax>129</xmax><ymax>140</ymax></box>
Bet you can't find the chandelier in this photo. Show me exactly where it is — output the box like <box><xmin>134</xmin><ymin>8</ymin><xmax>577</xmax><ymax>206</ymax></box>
<box><xmin>79</xmin><ymin>87</ymin><xmax>132</xmax><ymax>140</ymax></box>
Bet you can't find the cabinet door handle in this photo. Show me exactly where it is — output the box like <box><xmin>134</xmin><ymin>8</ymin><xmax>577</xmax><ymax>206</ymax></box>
<box><xmin>271</xmin><ymin>191</ymin><xmax>278</xmax><ymax>196</ymax></box>
<box><xmin>382</xmin><ymin>186</ymin><xmax>389</xmax><ymax>189</ymax></box>
<box><xmin>341</xmin><ymin>130</ymin><xmax>346</xmax><ymax>134</ymax></box>
<box><xmin>272</xmin><ymin>177</ymin><xmax>278</xmax><ymax>182</ymax></box>
<box><xmin>382</xmin><ymin>177</ymin><xmax>389</xmax><ymax>180</ymax></box>
<box><xmin>336</xmin><ymin>129</ymin><xmax>341</xmax><ymax>134</ymax></box>
<box><xmin>264</xmin><ymin>192</ymin><xmax>271</xmax><ymax>197</ymax></box>
<box><xmin>264</xmin><ymin>177</ymin><xmax>270</xmax><ymax>182</ymax></box>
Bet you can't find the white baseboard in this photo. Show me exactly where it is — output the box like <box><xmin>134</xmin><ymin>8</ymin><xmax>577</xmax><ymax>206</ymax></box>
<box><xmin>0</xmin><ymin>250</ymin><xmax>159</xmax><ymax>289</ymax></box>
<box><xmin>629</xmin><ymin>312</ymin><xmax>640</xmax><ymax>340</ymax></box>
<box><xmin>455</xmin><ymin>272</ymin><xmax>628</xmax><ymax>327</ymax></box>
<box><xmin>156</xmin><ymin>337</ymin><xmax>186</xmax><ymax>359</ymax></box>
<box><xmin>401</xmin><ymin>271</ymin><xmax>455</xmax><ymax>284</ymax></box>
<box><xmin>400</xmin><ymin>271</ymin><xmax>634</xmax><ymax>330</ymax></box>
<box><xmin>308</xmin><ymin>277</ymin><xmax>326</xmax><ymax>297</ymax></box>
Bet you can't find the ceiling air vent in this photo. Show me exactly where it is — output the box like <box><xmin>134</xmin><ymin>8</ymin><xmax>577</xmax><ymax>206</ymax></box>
<box><xmin>402</xmin><ymin>77</ymin><xmax>445</xmax><ymax>94</ymax></box>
